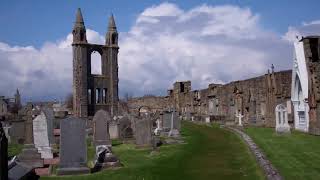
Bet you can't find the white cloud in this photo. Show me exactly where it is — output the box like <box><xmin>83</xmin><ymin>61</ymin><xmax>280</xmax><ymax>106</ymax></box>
<box><xmin>1</xmin><ymin>2</ymin><xmax>319</xmax><ymax>101</ymax></box>
<box><xmin>283</xmin><ymin>20</ymin><xmax>320</xmax><ymax>42</ymax></box>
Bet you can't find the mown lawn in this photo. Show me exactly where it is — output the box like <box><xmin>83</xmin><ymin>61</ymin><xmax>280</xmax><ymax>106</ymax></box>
<box><xmin>8</xmin><ymin>143</ymin><xmax>23</xmax><ymax>157</ymax></box>
<box><xmin>245</xmin><ymin>127</ymin><xmax>320</xmax><ymax>180</ymax></box>
<box><xmin>42</xmin><ymin>122</ymin><xmax>264</xmax><ymax>180</ymax></box>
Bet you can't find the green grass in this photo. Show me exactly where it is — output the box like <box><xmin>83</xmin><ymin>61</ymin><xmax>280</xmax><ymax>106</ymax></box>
<box><xmin>245</xmin><ymin>127</ymin><xmax>320</xmax><ymax>180</ymax></box>
<box><xmin>42</xmin><ymin>122</ymin><xmax>264</xmax><ymax>180</ymax></box>
<box><xmin>8</xmin><ymin>143</ymin><xmax>23</xmax><ymax>157</ymax></box>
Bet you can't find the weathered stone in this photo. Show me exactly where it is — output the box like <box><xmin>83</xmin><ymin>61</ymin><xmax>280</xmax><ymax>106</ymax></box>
<box><xmin>33</xmin><ymin>111</ymin><xmax>53</xmax><ymax>159</ymax></box>
<box><xmin>72</xmin><ymin>8</ymin><xmax>119</xmax><ymax>118</ymax></box>
<box><xmin>18</xmin><ymin>104</ymin><xmax>44</xmax><ymax>168</ymax></box>
<box><xmin>57</xmin><ymin>117</ymin><xmax>89</xmax><ymax>175</ymax></box>
<box><xmin>275</xmin><ymin>104</ymin><xmax>290</xmax><ymax>134</ymax></box>
<box><xmin>134</xmin><ymin>117</ymin><xmax>152</xmax><ymax>147</ymax></box>
<box><xmin>93</xmin><ymin>110</ymin><xmax>111</xmax><ymax>147</ymax></box>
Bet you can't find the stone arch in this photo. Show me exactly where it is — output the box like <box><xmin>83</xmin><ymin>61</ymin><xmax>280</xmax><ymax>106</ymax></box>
<box><xmin>90</xmin><ymin>50</ymin><xmax>102</xmax><ymax>75</ymax></box>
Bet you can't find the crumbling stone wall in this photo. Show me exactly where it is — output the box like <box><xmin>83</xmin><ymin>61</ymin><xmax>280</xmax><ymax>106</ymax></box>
<box><xmin>303</xmin><ymin>37</ymin><xmax>320</xmax><ymax>135</ymax></box>
<box><xmin>128</xmin><ymin>70</ymin><xmax>292</xmax><ymax>127</ymax></box>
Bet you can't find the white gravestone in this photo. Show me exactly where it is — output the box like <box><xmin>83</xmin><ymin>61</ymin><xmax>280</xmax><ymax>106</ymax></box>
<box><xmin>33</xmin><ymin>111</ymin><xmax>53</xmax><ymax>159</ymax></box>
<box><xmin>275</xmin><ymin>104</ymin><xmax>290</xmax><ymax>133</ymax></box>
<box><xmin>154</xmin><ymin>119</ymin><xmax>162</xmax><ymax>135</ymax></box>
<box><xmin>235</xmin><ymin>112</ymin><xmax>244</xmax><ymax>126</ymax></box>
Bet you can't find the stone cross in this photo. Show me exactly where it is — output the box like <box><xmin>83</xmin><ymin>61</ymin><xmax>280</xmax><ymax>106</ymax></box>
<box><xmin>0</xmin><ymin>122</ymin><xmax>8</xmax><ymax>180</ymax></box>
<box><xmin>236</xmin><ymin>111</ymin><xmax>244</xmax><ymax>126</ymax></box>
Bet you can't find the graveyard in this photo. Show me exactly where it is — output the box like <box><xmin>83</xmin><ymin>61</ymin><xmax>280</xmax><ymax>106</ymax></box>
<box><xmin>1</xmin><ymin>2</ymin><xmax>320</xmax><ymax>180</ymax></box>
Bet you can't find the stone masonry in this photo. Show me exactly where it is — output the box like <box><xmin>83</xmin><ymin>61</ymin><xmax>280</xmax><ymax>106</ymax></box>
<box><xmin>72</xmin><ymin>8</ymin><xmax>119</xmax><ymax>118</ymax></box>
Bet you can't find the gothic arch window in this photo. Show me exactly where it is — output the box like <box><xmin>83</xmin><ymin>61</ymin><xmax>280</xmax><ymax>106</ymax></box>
<box><xmin>91</xmin><ymin>51</ymin><xmax>102</xmax><ymax>75</ymax></box>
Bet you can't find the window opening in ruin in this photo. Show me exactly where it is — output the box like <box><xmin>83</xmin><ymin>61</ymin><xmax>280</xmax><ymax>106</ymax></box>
<box><xmin>88</xmin><ymin>89</ymin><xmax>92</xmax><ymax>104</ymax></box>
<box><xmin>180</xmin><ymin>82</ymin><xmax>185</xmax><ymax>93</ymax></box>
<box><xmin>96</xmin><ymin>88</ymin><xmax>100</xmax><ymax>104</ymax></box>
<box><xmin>103</xmin><ymin>89</ymin><xmax>107</xmax><ymax>103</ymax></box>
<box><xmin>91</xmin><ymin>51</ymin><xmax>102</xmax><ymax>75</ymax></box>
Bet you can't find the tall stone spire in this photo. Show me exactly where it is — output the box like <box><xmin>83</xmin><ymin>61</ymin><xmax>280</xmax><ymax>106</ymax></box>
<box><xmin>105</xmin><ymin>14</ymin><xmax>118</xmax><ymax>46</ymax></box>
<box><xmin>73</xmin><ymin>8</ymin><xmax>87</xmax><ymax>43</ymax></box>
<box><xmin>108</xmin><ymin>14</ymin><xmax>117</xmax><ymax>31</ymax></box>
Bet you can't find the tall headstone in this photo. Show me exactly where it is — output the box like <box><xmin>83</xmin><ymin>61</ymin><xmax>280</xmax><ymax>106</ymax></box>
<box><xmin>43</xmin><ymin>108</ymin><xmax>54</xmax><ymax>145</ymax></box>
<box><xmin>93</xmin><ymin>110</ymin><xmax>120</xmax><ymax>170</ymax></box>
<box><xmin>18</xmin><ymin>104</ymin><xmax>44</xmax><ymax>168</ymax></box>
<box><xmin>275</xmin><ymin>104</ymin><xmax>290</xmax><ymax>133</ymax></box>
<box><xmin>57</xmin><ymin>117</ymin><xmax>89</xmax><ymax>175</ymax></box>
<box><xmin>0</xmin><ymin>123</ymin><xmax>8</xmax><ymax>180</ymax></box>
<box><xmin>168</xmin><ymin>110</ymin><xmax>180</xmax><ymax>138</ymax></box>
<box><xmin>33</xmin><ymin>111</ymin><xmax>53</xmax><ymax>159</ymax></box>
<box><xmin>135</xmin><ymin>117</ymin><xmax>152</xmax><ymax>147</ymax></box>
<box><xmin>93</xmin><ymin>110</ymin><xmax>111</xmax><ymax>147</ymax></box>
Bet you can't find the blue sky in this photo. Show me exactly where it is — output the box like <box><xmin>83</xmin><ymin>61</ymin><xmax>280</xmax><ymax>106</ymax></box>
<box><xmin>0</xmin><ymin>1</ymin><xmax>320</xmax><ymax>102</ymax></box>
<box><xmin>1</xmin><ymin>0</ymin><xmax>319</xmax><ymax>47</ymax></box>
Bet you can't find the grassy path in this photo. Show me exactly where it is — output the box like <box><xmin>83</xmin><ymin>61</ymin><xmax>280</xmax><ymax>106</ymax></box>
<box><xmin>42</xmin><ymin>122</ymin><xmax>264</xmax><ymax>180</ymax></box>
<box><xmin>246</xmin><ymin>127</ymin><xmax>320</xmax><ymax>180</ymax></box>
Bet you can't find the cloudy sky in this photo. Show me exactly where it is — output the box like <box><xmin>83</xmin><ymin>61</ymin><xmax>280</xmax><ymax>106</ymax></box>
<box><xmin>0</xmin><ymin>0</ymin><xmax>320</xmax><ymax>102</ymax></box>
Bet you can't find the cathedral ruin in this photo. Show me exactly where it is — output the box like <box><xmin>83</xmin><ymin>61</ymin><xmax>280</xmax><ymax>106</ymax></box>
<box><xmin>72</xmin><ymin>8</ymin><xmax>119</xmax><ymax>118</ymax></box>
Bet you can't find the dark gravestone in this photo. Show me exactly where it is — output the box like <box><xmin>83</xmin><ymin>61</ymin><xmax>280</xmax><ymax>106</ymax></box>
<box><xmin>93</xmin><ymin>110</ymin><xmax>120</xmax><ymax>170</ymax></box>
<box><xmin>8</xmin><ymin>162</ymin><xmax>39</xmax><ymax>180</ymax></box>
<box><xmin>93</xmin><ymin>110</ymin><xmax>111</xmax><ymax>147</ymax></box>
<box><xmin>57</xmin><ymin>117</ymin><xmax>89</xmax><ymax>175</ymax></box>
<box><xmin>0</xmin><ymin>123</ymin><xmax>8</xmax><ymax>180</ymax></box>
<box><xmin>118</xmin><ymin>116</ymin><xmax>133</xmax><ymax>140</ymax></box>
<box><xmin>135</xmin><ymin>118</ymin><xmax>152</xmax><ymax>147</ymax></box>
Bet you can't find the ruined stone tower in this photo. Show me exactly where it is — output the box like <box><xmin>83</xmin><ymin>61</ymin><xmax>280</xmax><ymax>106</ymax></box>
<box><xmin>72</xmin><ymin>8</ymin><xmax>119</xmax><ymax>117</ymax></box>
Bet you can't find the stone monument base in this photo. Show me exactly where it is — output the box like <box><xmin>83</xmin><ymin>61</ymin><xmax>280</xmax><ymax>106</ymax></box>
<box><xmin>18</xmin><ymin>144</ymin><xmax>44</xmax><ymax>168</ymax></box>
<box><xmin>276</xmin><ymin>126</ymin><xmax>291</xmax><ymax>134</ymax></box>
<box><xmin>56</xmin><ymin>167</ymin><xmax>90</xmax><ymax>176</ymax></box>
<box><xmin>168</xmin><ymin>129</ymin><xmax>180</xmax><ymax>138</ymax></box>
<box><xmin>98</xmin><ymin>153</ymin><xmax>121</xmax><ymax>169</ymax></box>
<box><xmin>38</xmin><ymin>146</ymin><xmax>53</xmax><ymax>159</ymax></box>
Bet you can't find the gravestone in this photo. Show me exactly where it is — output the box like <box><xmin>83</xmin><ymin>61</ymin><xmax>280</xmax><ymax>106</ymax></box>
<box><xmin>135</xmin><ymin>117</ymin><xmax>152</xmax><ymax>147</ymax></box>
<box><xmin>57</xmin><ymin>117</ymin><xmax>89</xmax><ymax>175</ymax></box>
<box><xmin>235</xmin><ymin>110</ymin><xmax>244</xmax><ymax>126</ymax></box>
<box><xmin>119</xmin><ymin>116</ymin><xmax>134</xmax><ymax>140</ymax></box>
<box><xmin>3</xmin><ymin>124</ymin><xmax>11</xmax><ymax>143</ymax></box>
<box><xmin>162</xmin><ymin>111</ymin><xmax>172</xmax><ymax>132</ymax></box>
<box><xmin>43</xmin><ymin>108</ymin><xmax>54</xmax><ymax>145</ymax></box>
<box><xmin>93</xmin><ymin>110</ymin><xmax>120</xmax><ymax>169</ymax></box>
<box><xmin>33</xmin><ymin>111</ymin><xmax>53</xmax><ymax>159</ymax></box>
<box><xmin>0</xmin><ymin>123</ymin><xmax>8</xmax><ymax>180</ymax></box>
<box><xmin>93</xmin><ymin>110</ymin><xmax>111</xmax><ymax>147</ymax></box>
<box><xmin>168</xmin><ymin>110</ymin><xmax>180</xmax><ymax>138</ymax></box>
<box><xmin>154</xmin><ymin>118</ymin><xmax>162</xmax><ymax>135</ymax></box>
<box><xmin>18</xmin><ymin>104</ymin><xmax>44</xmax><ymax>168</ymax></box>
<box><xmin>109</xmin><ymin>120</ymin><xmax>119</xmax><ymax>140</ymax></box>
<box><xmin>275</xmin><ymin>104</ymin><xmax>290</xmax><ymax>133</ymax></box>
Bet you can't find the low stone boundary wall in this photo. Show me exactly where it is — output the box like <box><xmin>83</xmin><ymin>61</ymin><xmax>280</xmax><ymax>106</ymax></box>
<box><xmin>226</xmin><ymin>126</ymin><xmax>282</xmax><ymax>180</ymax></box>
